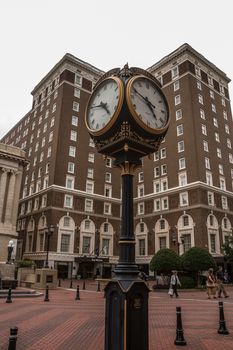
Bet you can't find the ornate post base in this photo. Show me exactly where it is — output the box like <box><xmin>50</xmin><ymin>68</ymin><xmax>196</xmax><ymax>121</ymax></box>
<box><xmin>105</xmin><ymin>280</ymin><xmax>149</xmax><ymax>350</ymax></box>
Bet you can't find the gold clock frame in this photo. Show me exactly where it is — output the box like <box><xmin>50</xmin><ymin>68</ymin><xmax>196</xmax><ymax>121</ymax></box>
<box><xmin>126</xmin><ymin>75</ymin><xmax>170</xmax><ymax>135</ymax></box>
<box><xmin>85</xmin><ymin>76</ymin><xmax>124</xmax><ymax>137</ymax></box>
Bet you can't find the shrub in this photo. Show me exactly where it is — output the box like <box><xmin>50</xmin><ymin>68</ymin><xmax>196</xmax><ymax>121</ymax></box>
<box><xmin>150</xmin><ymin>248</ymin><xmax>181</xmax><ymax>274</ymax></box>
<box><xmin>16</xmin><ymin>259</ymin><xmax>34</xmax><ymax>268</ymax></box>
<box><xmin>179</xmin><ymin>276</ymin><xmax>195</xmax><ymax>289</ymax></box>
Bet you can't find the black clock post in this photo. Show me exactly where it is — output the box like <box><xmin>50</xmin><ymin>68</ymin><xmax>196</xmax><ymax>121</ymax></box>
<box><xmin>85</xmin><ymin>65</ymin><xmax>170</xmax><ymax>350</ymax></box>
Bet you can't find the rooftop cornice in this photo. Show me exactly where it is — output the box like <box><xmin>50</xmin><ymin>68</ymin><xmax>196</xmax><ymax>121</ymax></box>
<box><xmin>147</xmin><ymin>43</ymin><xmax>231</xmax><ymax>83</ymax></box>
<box><xmin>31</xmin><ymin>53</ymin><xmax>105</xmax><ymax>95</ymax></box>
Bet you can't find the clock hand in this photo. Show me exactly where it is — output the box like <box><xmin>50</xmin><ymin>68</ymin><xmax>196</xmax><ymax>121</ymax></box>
<box><xmin>133</xmin><ymin>88</ymin><xmax>156</xmax><ymax>109</ymax></box>
<box><xmin>100</xmin><ymin>101</ymin><xmax>110</xmax><ymax>114</ymax></box>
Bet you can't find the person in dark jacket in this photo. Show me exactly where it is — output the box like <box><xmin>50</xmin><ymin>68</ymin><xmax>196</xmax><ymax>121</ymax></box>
<box><xmin>216</xmin><ymin>266</ymin><xmax>229</xmax><ymax>298</ymax></box>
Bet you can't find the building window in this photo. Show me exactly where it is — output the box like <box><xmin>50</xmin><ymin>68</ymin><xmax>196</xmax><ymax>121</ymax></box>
<box><xmin>210</xmin><ymin>234</ymin><xmax>216</xmax><ymax>253</ymax></box>
<box><xmin>195</xmin><ymin>66</ymin><xmax>201</xmax><ymax>77</ymax></box>
<box><xmin>50</xmin><ymin>117</ymin><xmax>55</xmax><ymax>127</ymax></box>
<box><xmin>161</xmin><ymin>164</ymin><xmax>167</xmax><ymax>175</ymax></box>
<box><xmin>205</xmin><ymin>157</ymin><xmax>210</xmax><ymax>169</ymax></box>
<box><xmin>159</xmin><ymin>237</ymin><xmax>167</xmax><ymax>250</ymax></box>
<box><xmin>138</xmin><ymin>185</ymin><xmax>144</xmax><ymax>197</ymax></box>
<box><xmin>223</xmin><ymin>111</ymin><xmax>228</xmax><ymax>120</ymax></box>
<box><xmin>197</xmin><ymin>81</ymin><xmax>202</xmax><ymax>90</ymax></box>
<box><xmin>86</xmin><ymin>180</ymin><xmax>94</xmax><ymax>194</ymax></box>
<box><xmin>106</xmin><ymin>157</ymin><xmax>112</xmax><ymax>167</ymax></box>
<box><xmin>154</xmin><ymin>151</ymin><xmax>159</xmax><ymax>161</ymax></box>
<box><xmin>139</xmin><ymin>239</ymin><xmax>146</xmax><ymax>255</ymax></box>
<box><xmin>52</xmin><ymin>103</ymin><xmax>56</xmax><ymax>113</ymax></box>
<box><xmin>225</xmin><ymin>125</ymin><xmax>230</xmax><ymax>134</ymax></box>
<box><xmin>219</xmin><ymin>164</ymin><xmax>224</xmax><ymax>175</ymax></box>
<box><xmin>198</xmin><ymin>94</ymin><xmax>203</xmax><ymax>104</ymax></box>
<box><xmin>178</xmin><ymin>172</ymin><xmax>187</xmax><ymax>187</ymax></box>
<box><xmin>68</xmin><ymin>162</ymin><xmax>75</xmax><ymax>173</ymax></box>
<box><xmin>217</xmin><ymin>148</ymin><xmax>222</xmax><ymax>158</ymax></box>
<box><xmin>162</xmin><ymin>197</ymin><xmax>169</xmax><ymax>210</ymax></box>
<box><xmin>160</xmin><ymin>219</ymin><xmax>165</xmax><ymax>230</ymax></box>
<box><xmin>34</xmin><ymin>198</ymin><xmax>39</xmax><ymax>210</ymax></box>
<box><xmin>213</xmin><ymin>118</ymin><xmax>218</xmax><ymax>128</ymax></box>
<box><xmin>174</xmin><ymin>95</ymin><xmax>181</xmax><ymax>105</ymax></box>
<box><xmin>47</xmin><ymin>147</ymin><xmax>51</xmax><ymax>158</ymax></box>
<box><xmin>180</xmin><ymin>192</ymin><xmax>189</xmax><ymax>206</ymax></box>
<box><xmin>87</xmin><ymin>168</ymin><xmax>94</xmax><ymax>179</ymax></box>
<box><xmin>208</xmin><ymin>76</ymin><xmax>213</xmax><ymax>86</ymax></box>
<box><xmin>72</xmin><ymin>116</ymin><xmax>78</xmax><ymax>126</ymax></box>
<box><xmin>49</xmin><ymin>132</ymin><xmax>53</xmax><ymax>142</ymax></box>
<box><xmin>64</xmin><ymin>194</ymin><xmax>73</xmax><ymax>208</ymax></box>
<box><xmin>229</xmin><ymin>154</ymin><xmax>233</xmax><ymax>164</ymax></box>
<box><xmin>85</xmin><ymin>199</ymin><xmax>93</xmax><ymax>212</ymax></box>
<box><xmin>172</xmin><ymin>66</ymin><xmax>179</xmax><ymax>79</ymax></box>
<box><xmin>105</xmin><ymin>185</ymin><xmax>112</xmax><ymax>197</ymax></box>
<box><xmin>222</xmin><ymin>196</ymin><xmax>228</xmax><ymax>209</ymax></box>
<box><xmin>178</xmin><ymin>140</ymin><xmax>184</xmax><ymax>153</ymax></box>
<box><xmin>173</xmin><ymin>80</ymin><xmax>180</xmax><ymax>91</ymax></box>
<box><xmin>200</xmin><ymin>109</ymin><xmax>205</xmax><ymax>119</ymax></box>
<box><xmin>177</xmin><ymin>124</ymin><xmax>183</xmax><ymax>136</ymax></box>
<box><xmin>179</xmin><ymin>158</ymin><xmax>186</xmax><ymax>170</ymax></box>
<box><xmin>70</xmin><ymin>130</ymin><xmax>77</xmax><ymax>141</ymax></box>
<box><xmin>154</xmin><ymin>199</ymin><xmax>160</xmax><ymax>211</ymax></box>
<box><xmin>183</xmin><ymin>215</ymin><xmax>189</xmax><ymax>226</ymax></box>
<box><xmin>60</xmin><ymin>234</ymin><xmax>70</xmax><ymax>252</ymax></box>
<box><xmin>74</xmin><ymin>88</ymin><xmax>81</xmax><ymax>98</ymax></box>
<box><xmin>227</xmin><ymin>139</ymin><xmax>232</xmax><ymax>149</ymax></box>
<box><xmin>39</xmin><ymin>152</ymin><xmax>44</xmax><ymax>163</ymax></box>
<box><xmin>69</xmin><ymin>146</ymin><xmax>76</xmax><ymax>157</ymax></box>
<box><xmin>88</xmin><ymin>153</ymin><xmax>95</xmax><ymax>163</ymax></box>
<box><xmin>220</xmin><ymin>177</ymin><xmax>226</xmax><ymax>190</ymax></box>
<box><xmin>208</xmin><ymin>192</ymin><xmax>214</xmax><ymax>206</ymax></box>
<box><xmin>210</xmin><ymin>90</ymin><xmax>215</xmax><ymax>99</ymax></box>
<box><xmin>160</xmin><ymin>148</ymin><xmax>166</xmax><ymax>159</ymax></box>
<box><xmin>104</xmin><ymin>203</ymin><xmax>112</xmax><ymax>215</ymax></box>
<box><xmin>41</xmin><ymin>195</ymin><xmax>47</xmax><ymax>208</ymax></box>
<box><xmin>206</xmin><ymin>172</ymin><xmax>213</xmax><ymax>186</ymax></box>
<box><xmin>215</xmin><ymin>132</ymin><xmax>220</xmax><ymax>142</ymax></box>
<box><xmin>138</xmin><ymin>203</ymin><xmax>144</xmax><ymax>215</ymax></box>
<box><xmin>82</xmin><ymin>236</ymin><xmax>91</xmax><ymax>254</ymax></box>
<box><xmin>138</xmin><ymin>172</ymin><xmax>144</xmax><ymax>182</ymax></box>
<box><xmin>73</xmin><ymin>102</ymin><xmax>79</xmax><ymax>112</ymax></box>
<box><xmin>102</xmin><ymin>239</ymin><xmax>110</xmax><ymax>255</ymax></box>
<box><xmin>75</xmin><ymin>75</ymin><xmax>82</xmax><ymax>85</ymax></box>
<box><xmin>211</xmin><ymin>104</ymin><xmax>216</xmax><ymax>113</ymax></box>
<box><xmin>201</xmin><ymin>124</ymin><xmax>207</xmax><ymax>135</ymax></box>
<box><xmin>203</xmin><ymin>141</ymin><xmax>209</xmax><ymax>152</ymax></box>
<box><xmin>105</xmin><ymin>172</ymin><xmax>111</xmax><ymax>183</ymax></box>
<box><xmin>183</xmin><ymin>234</ymin><xmax>191</xmax><ymax>253</ymax></box>
<box><xmin>222</xmin><ymin>98</ymin><xmax>226</xmax><ymax>107</ymax></box>
<box><xmin>176</xmin><ymin>109</ymin><xmax>182</xmax><ymax>120</ymax></box>
<box><xmin>66</xmin><ymin>176</ymin><xmax>75</xmax><ymax>189</ymax></box>
<box><xmin>27</xmin><ymin>201</ymin><xmax>32</xmax><ymax>214</ymax></box>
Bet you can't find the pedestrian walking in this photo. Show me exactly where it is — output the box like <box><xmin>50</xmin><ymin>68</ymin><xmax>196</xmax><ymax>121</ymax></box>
<box><xmin>216</xmin><ymin>266</ymin><xmax>229</xmax><ymax>298</ymax></box>
<box><xmin>169</xmin><ymin>270</ymin><xmax>181</xmax><ymax>298</ymax></box>
<box><xmin>206</xmin><ymin>268</ymin><xmax>217</xmax><ymax>299</ymax></box>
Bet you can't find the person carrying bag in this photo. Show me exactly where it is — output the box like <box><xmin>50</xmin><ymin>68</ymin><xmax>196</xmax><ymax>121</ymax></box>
<box><xmin>206</xmin><ymin>268</ymin><xmax>217</xmax><ymax>299</ymax></box>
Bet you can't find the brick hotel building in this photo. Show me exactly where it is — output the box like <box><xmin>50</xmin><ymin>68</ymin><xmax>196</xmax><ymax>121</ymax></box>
<box><xmin>1</xmin><ymin>43</ymin><xmax>233</xmax><ymax>278</ymax></box>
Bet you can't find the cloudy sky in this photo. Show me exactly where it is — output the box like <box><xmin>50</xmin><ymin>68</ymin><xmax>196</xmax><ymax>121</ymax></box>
<box><xmin>0</xmin><ymin>0</ymin><xmax>233</xmax><ymax>139</ymax></box>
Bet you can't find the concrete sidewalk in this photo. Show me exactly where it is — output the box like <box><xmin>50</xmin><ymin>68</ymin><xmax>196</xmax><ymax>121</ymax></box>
<box><xmin>0</xmin><ymin>284</ymin><xmax>233</xmax><ymax>350</ymax></box>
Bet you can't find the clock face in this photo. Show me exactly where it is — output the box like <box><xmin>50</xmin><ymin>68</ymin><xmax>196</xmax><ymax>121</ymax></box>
<box><xmin>86</xmin><ymin>77</ymin><xmax>124</xmax><ymax>135</ymax></box>
<box><xmin>126</xmin><ymin>76</ymin><xmax>169</xmax><ymax>133</ymax></box>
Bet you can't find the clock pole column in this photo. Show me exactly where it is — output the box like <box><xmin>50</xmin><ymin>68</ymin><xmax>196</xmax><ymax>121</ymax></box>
<box><xmin>104</xmin><ymin>158</ymin><xmax>149</xmax><ymax>350</ymax></box>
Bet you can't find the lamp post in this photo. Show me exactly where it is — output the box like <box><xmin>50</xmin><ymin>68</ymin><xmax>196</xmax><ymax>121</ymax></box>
<box><xmin>7</xmin><ymin>240</ymin><xmax>14</xmax><ymax>264</ymax></box>
<box><xmin>172</xmin><ymin>230</ymin><xmax>185</xmax><ymax>255</ymax></box>
<box><xmin>44</xmin><ymin>225</ymin><xmax>54</xmax><ymax>268</ymax></box>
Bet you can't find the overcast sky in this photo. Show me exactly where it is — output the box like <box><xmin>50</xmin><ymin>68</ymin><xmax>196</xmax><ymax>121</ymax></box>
<box><xmin>0</xmin><ymin>0</ymin><xmax>233</xmax><ymax>139</ymax></box>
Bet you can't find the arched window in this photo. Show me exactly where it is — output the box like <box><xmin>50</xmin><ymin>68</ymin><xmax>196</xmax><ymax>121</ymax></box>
<box><xmin>57</xmin><ymin>216</ymin><xmax>75</xmax><ymax>253</ymax></box>
<box><xmin>36</xmin><ymin>215</ymin><xmax>47</xmax><ymax>252</ymax></box>
<box><xmin>100</xmin><ymin>222</ymin><xmax>114</xmax><ymax>256</ymax></box>
<box><xmin>221</xmin><ymin>217</ymin><xmax>232</xmax><ymax>245</ymax></box>
<box><xmin>177</xmin><ymin>214</ymin><xmax>195</xmax><ymax>254</ymax></box>
<box><xmin>135</xmin><ymin>222</ymin><xmax>148</xmax><ymax>257</ymax></box>
<box><xmin>26</xmin><ymin>218</ymin><xmax>35</xmax><ymax>253</ymax></box>
<box><xmin>79</xmin><ymin>219</ymin><xmax>95</xmax><ymax>255</ymax></box>
<box><xmin>207</xmin><ymin>214</ymin><xmax>220</xmax><ymax>255</ymax></box>
<box><xmin>154</xmin><ymin>218</ymin><xmax>169</xmax><ymax>253</ymax></box>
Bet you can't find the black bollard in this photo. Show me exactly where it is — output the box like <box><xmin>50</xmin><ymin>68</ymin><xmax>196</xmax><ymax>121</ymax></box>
<box><xmin>82</xmin><ymin>280</ymin><xmax>86</xmax><ymax>290</ymax></box>
<box><xmin>44</xmin><ymin>285</ymin><xmax>49</xmax><ymax>302</ymax></box>
<box><xmin>58</xmin><ymin>279</ymin><xmax>61</xmax><ymax>287</ymax></box>
<box><xmin>69</xmin><ymin>279</ymin><xmax>73</xmax><ymax>289</ymax></box>
<box><xmin>174</xmin><ymin>306</ymin><xmax>187</xmax><ymax>346</ymax></box>
<box><xmin>8</xmin><ymin>326</ymin><xmax>18</xmax><ymax>350</ymax></box>
<box><xmin>6</xmin><ymin>288</ymin><xmax>12</xmax><ymax>304</ymax></box>
<box><xmin>97</xmin><ymin>281</ymin><xmax>100</xmax><ymax>292</ymax></box>
<box><xmin>218</xmin><ymin>301</ymin><xmax>229</xmax><ymax>335</ymax></box>
<box><xmin>75</xmin><ymin>285</ymin><xmax>80</xmax><ymax>300</ymax></box>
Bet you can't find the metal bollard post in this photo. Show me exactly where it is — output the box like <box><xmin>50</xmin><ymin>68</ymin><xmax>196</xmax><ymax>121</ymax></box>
<box><xmin>58</xmin><ymin>279</ymin><xmax>61</xmax><ymax>287</ymax></box>
<box><xmin>8</xmin><ymin>326</ymin><xmax>18</xmax><ymax>350</ymax></box>
<box><xmin>82</xmin><ymin>280</ymin><xmax>86</xmax><ymax>290</ymax></box>
<box><xmin>75</xmin><ymin>285</ymin><xmax>80</xmax><ymax>300</ymax></box>
<box><xmin>6</xmin><ymin>288</ymin><xmax>12</xmax><ymax>304</ymax></box>
<box><xmin>44</xmin><ymin>285</ymin><xmax>49</xmax><ymax>302</ymax></box>
<box><xmin>218</xmin><ymin>301</ymin><xmax>229</xmax><ymax>335</ymax></box>
<box><xmin>174</xmin><ymin>306</ymin><xmax>187</xmax><ymax>346</ymax></box>
<box><xmin>69</xmin><ymin>279</ymin><xmax>73</xmax><ymax>289</ymax></box>
<box><xmin>97</xmin><ymin>281</ymin><xmax>100</xmax><ymax>292</ymax></box>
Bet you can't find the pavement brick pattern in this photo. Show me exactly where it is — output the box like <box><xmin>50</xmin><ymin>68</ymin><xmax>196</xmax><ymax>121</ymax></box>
<box><xmin>1</xmin><ymin>281</ymin><xmax>233</xmax><ymax>350</ymax></box>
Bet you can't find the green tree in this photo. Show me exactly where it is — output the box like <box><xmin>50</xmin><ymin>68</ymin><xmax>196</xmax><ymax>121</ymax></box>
<box><xmin>150</xmin><ymin>248</ymin><xmax>181</xmax><ymax>274</ymax></box>
<box><xmin>222</xmin><ymin>232</ymin><xmax>233</xmax><ymax>262</ymax></box>
<box><xmin>181</xmin><ymin>247</ymin><xmax>216</xmax><ymax>285</ymax></box>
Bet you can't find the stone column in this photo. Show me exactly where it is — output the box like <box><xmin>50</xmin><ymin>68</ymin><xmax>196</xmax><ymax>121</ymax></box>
<box><xmin>4</xmin><ymin>171</ymin><xmax>17</xmax><ymax>224</ymax></box>
<box><xmin>0</xmin><ymin>168</ymin><xmax>8</xmax><ymax>222</ymax></box>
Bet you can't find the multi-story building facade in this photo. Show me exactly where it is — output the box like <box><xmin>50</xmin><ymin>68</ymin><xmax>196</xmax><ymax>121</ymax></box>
<box><xmin>1</xmin><ymin>44</ymin><xmax>233</xmax><ymax>278</ymax></box>
<box><xmin>0</xmin><ymin>143</ymin><xmax>27</xmax><ymax>262</ymax></box>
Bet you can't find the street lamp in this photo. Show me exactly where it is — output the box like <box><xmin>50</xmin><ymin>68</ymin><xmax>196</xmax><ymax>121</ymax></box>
<box><xmin>44</xmin><ymin>225</ymin><xmax>54</xmax><ymax>268</ymax></box>
<box><xmin>172</xmin><ymin>230</ymin><xmax>185</xmax><ymax>255</ymax></box>
<box><xmin>7</xmin><ymin>240</ymin><xmax>14</xmax><ymax>264</ymax></box>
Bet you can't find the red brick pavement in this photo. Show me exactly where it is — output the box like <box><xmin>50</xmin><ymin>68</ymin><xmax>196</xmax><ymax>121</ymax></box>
<box><xmin>1</xmin><ymin>281</ymin><xmax>233</xmax><ymax>350</ymax></box>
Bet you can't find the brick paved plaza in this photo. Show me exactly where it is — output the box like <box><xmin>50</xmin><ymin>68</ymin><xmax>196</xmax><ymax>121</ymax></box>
<box><xmin>1</xmin><ymin>281</ymin><xmax>233</xmax><ymax>350</ymax></box>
